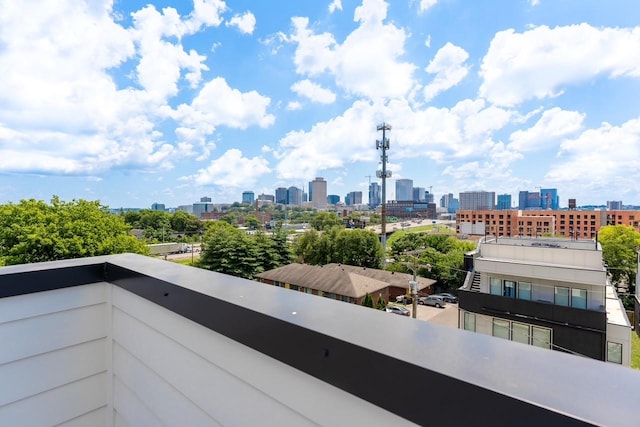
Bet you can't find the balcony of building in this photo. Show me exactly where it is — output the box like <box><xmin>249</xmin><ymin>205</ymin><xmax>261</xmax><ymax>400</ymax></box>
<box><xmin>1</xmin><ymin>254</ymin><xmax>639</xmax><ymax>426</ymax></box>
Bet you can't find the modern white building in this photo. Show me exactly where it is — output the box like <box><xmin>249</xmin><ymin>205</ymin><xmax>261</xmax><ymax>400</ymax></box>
<box><xmin>459</xmin><ymin>236</ymin><xmax>632</xmax><ymax>366</ymax></box>
<box><xmin>310</xmin><ymin>177</ymin><xmax>327</xmax><ymax>208</ymax></box>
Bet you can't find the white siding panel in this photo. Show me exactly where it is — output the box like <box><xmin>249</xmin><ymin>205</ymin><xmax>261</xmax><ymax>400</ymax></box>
<box><xmin>113</xmin><ymin>307</ymin><xmax>315</xmax><ymax>427</ymax></box>
<box><xmin>0</xmin><ymin>338</ymin><xmax>106</xmax><ymax>406</ymax></box>
<box><xmin>0</xmin><ymin>303</ymin><xmax>107</xmax><ymax>364</ymax></box>
<box><xmin>114</xmin><ymin>343</ymin><xmax>221</xmax><ymax>427</ymax></box>
<box><xmin>56</xmin><ymin>405</ymin><xmax>107</xmax><ymax>427</ymax></box>
<box><xmin>114</xmin><ymin>410</ymin><xmax>131</xmax><ymax>427</ymax></box>
<box><xmin>112</xmin><ymin>287</ymin><xmax>415</xmax><ymax>427</ymax></box>
<box><xmin>0</xmin><ymin>283</ymin><xmax>107</xmax><ymax>323</ymax></box>
<box><xmin>0</xmin><ymin>372</ymin><xmax>106</xmax><ymax>427</ymax></box>
<box><xmin>113</xmin><ymin>377</ymin><xmax>164</xmax><ymax>427</ymax></box>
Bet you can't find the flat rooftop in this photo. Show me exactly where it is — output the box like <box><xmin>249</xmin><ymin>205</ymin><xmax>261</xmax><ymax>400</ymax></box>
<box><xmin>483</xmin><ymin>236</ymin><xmax>600</xmax><ymax>251</ymax></box>
<box><xmin>606</xmin><ymin>283</ymin><xmax>631</xmax><ymax>327</ymax></box>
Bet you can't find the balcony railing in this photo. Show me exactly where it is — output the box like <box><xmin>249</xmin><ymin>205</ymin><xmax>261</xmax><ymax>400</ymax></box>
<box><xmin>1</xmin><ymin>254</ymin><xmax>639</xmax><ymax>426</ymax></box>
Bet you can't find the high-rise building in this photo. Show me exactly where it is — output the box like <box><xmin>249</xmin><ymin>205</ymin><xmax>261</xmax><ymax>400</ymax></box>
<box><xmin>540</xmin><ymin>188</ymin><xmax>559</xmax><ymax>210</ymax></box>
<box><xmin>200</xmin><ymin>196</ymin><xmax>212</xmax><ymax>203</ymax></box>
<box><xmin>496</xmin><ymin>194</ymin><xmax>512</xmax><ymax>210</ymax></box>
<box><xmin>413</xmin><ymin>187</ymin><xmax>426</xmax><ymax>202</ymax></box>
<box><xmin>275</xmin><ymin>187</ymin><xmax>288</xmax><ymax>204</ymax></box>
<box><xmin>459</xmin><ymin>191</ymin><xmax>495</xmax><ymax>210</ymax></box>
<box><xmin>151</xmin><ymin>203</ymin><xmax>165</xmax><ymax>211</ymax></box>
<box><xmin>345</xmin><ymin>191</ymin><xmax>363</xmax><ymax>206</ymax></box>
<box><xmin>424</xmin><ymin>191</ymin><xmax>434</xmax><ymax>204</ymax></box>
<box><xmin>519</xmin><ymin>191</ymin><xmax>541</xmax><ymax>210</ymax></box>
<box><xmin>327</xmin><ymin>195</ymin><xmax>340</xmax><ymax>205</ymax></box>
<box><xmin>193</xmin><ymin>201</ymin><xmax>214</xmax><ymax>218</ymax></box>
<box><xmin>395</xmin><ymin>179</ymin><xmax>413</xmax><ymax>201</ymax></box>
<box><xmin>310</xmin><ymin>177</ymin><xmax>328</xmax><ymax>208</ymax></box>
<box><xmin>287</xmin><ymin>186</ymin><xmax>302</xmax><ymax>206</ymax></box>
<box><xmin>440</xmin><ymin>193</ymin><xmax>459</xmax><ymax>213</ymax></box>
<box><xmin>607</xmin><ymin>200</ymin><xmax>623</xmax><ymax>210</ymax></box>
<box><xmin>369</xmin><ymin>182</ymin><xmax>381</xmax><ymax>209</ymax></box>
<box><xmin>242</xmin><ymin>191</ymin><xmax>255</xmax><ymax>204</ymax></box>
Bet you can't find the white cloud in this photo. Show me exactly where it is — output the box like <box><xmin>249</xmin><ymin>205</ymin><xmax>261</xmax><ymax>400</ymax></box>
<box><xmin>545</xmin><ymin>117</ymin><xmax>640</xmax><ymax>197</ymax></box>
<box><xmin>418</xmin><ymin>0</ymin><xmax>438</xmax><ymax>14</ymax></box>
<box><xmin>509</xmin><ymin>107</ymin><xmax>584</xmax><ymax>152</ymax></box>
<box><xmin>424</xmin><ymin>42</ymin><xmax>470</xmax><ymax>101</ymax></box>
<box><xmin>274</xmin><ymin>97</ymin><xmax>514</xmax><ymax>181</ymax></box>
<box><xmin>286</xmin><ymin>101</ymin><xmax>303</xmax><ymax>111</ymax></box>
<box><xmin>189</xmin><ymin>149</ymin><xmax>271</xmax><ymax>187</ymax></box>
<box><xmin>529</xmin><ymin>0</ymin><xmax>540</xmax><ymax>6</ymax></box>
<box><xmin>425</xmin><ymin>35</ymin><xmax>431</xmax><ymax>48</ymax></box>
<box><xmin>329</xmin><ymin>0</ymin><xmax>343</xmax><ymax>13</ymax></box>
<box><xmin>0</xmin><ymin>1</ymin><xmax>271</xmax><ymax>177</ymax></box>
<box><xmin>480</xmin><ymin>24</ymin><xmax>640</xmax><ymax>106</ymax></box>
<box><xmin>227</xmin><ymin>12</ymin><xmax>256</xmax><ymax>35</ymax></box>
<box><xmin>287</xmin><ymin>0</ymin><xmax>417</xmax><ymax>99</ymax></box>
<box><xmin>291</xmin><ymin>80</ymin><xmax>337</xmax><ymax>104</ymax></box>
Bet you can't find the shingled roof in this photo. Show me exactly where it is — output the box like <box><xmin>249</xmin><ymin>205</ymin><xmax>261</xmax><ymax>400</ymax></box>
<box><xmin>255</xmin><ymin>263</ymin><xmax>435</xmax><ymax>298</ymax></box>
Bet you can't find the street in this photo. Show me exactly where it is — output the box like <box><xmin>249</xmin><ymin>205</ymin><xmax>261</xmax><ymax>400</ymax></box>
<box><xmin>390</xmin><ymin>301</ymin><xmax>458</xmax><ymax>328</ymax></box>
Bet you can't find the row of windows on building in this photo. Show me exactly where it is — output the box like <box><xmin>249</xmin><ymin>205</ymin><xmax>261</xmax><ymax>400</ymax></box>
<box><xmin>462</xmin><ymin>312</ymin><xmax>552</xmax><ymax>349</ymax></box>
<box><xmin>462</xmin><ymin>312</ymin><xmax>623</xmax><ymax>364</ymax></box>
<box><xmin>488</xmin><ymin>278</ymin><xmax>588</xmax><ymax>310</ymax></box>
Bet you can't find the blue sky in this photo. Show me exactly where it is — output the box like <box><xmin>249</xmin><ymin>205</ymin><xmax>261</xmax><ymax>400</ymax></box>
<box><xmin>1</xmin><ymin>0</ymin><xmax>640</xmax><ymax>208</ymax></box>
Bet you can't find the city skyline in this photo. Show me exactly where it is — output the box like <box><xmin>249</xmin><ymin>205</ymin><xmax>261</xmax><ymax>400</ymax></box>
<box><xmin>1</xmin><ymin>1</ymin><xmax>639</xmax><ymax>208</ymax></box>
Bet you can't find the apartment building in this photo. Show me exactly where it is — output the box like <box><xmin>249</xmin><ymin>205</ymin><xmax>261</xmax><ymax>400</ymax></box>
<box><xmin>456</xmin><ymin>209</ymin><xmax>640</xmax><ymax>238</ymax></box>
<box><xmin>458</xmin><ymin>237</ymin><xmax>631</xmax><ymax>365</ymax></box>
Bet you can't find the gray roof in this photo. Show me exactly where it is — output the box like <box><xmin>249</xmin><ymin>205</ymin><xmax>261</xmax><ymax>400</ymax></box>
<box><xmin>256</xmin><ymin>263</ymin><xmax>435</xmax><ymax>298</ymax></box>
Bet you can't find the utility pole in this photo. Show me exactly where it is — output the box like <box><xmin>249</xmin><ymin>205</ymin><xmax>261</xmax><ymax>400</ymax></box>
<box><xmin>402</xmin><ymin>249</ymin><xmax>431</xmax><ymax>319</ymax></box>
<box><xmin>376</xmin><ymin>122</ymin><xmax>392</xmax><ymax>266</ymax></box>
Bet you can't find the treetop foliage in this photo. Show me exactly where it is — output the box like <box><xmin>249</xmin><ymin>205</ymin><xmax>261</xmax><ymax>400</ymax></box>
<box><xmin>0</xmin><ymin>196</ymin><xmax>148</xmax><ymax>266</ymax></box>
<box><xmin>598</xmin><ymin>225</ymin><xmax>640</xmax><ymax>292</ymax></box>
<box><xmin>293</xmin><ymin>227</ymin><xmax>383</xmax><ymax>268</ymax></box>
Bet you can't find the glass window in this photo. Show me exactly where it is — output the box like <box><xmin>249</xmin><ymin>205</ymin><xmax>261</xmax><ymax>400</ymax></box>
<box><xmin>531</xmin><ymin>326</ymin><xmax>552</xmax><ymax>349</ymax></box>
<box><xmin>490</xmin><ymin>278</ymin><xmax>501</xmax><ymax>295</ymax></box>
<box><xmin>607</xmin><ymin>342</ymin><xmax>623</xmax><ymax>364</ymax></box>
<box><xmin>464</xmin><ymin>312</ymin><xmax>476</xmax><ymax>332</ymax></box>
<box><xmin>512</xmin><ymin>323</ymin><xmax>530</xmax><ymax>344</ymax></box>
<box><xmin>492</xmin><ymin>319</ymin><xmax>510</xmax><ymax>340</ymax></box>
<box><xmin>504</xmin><ymin>281</ymin><xmax>516</xmax><ymax>298</ymax></box>
<box><xmin>571</xmin><ymin>288</ymin><xmax>587</xmax><ymax>309</ymax></box>
<box><xmin>554</xmin><ymin>286</ymin><xmax>569</xmax><ymax>306</ymax></box>
<box><xmin>518</xmin><ymin>282</ymin><xmax>531</xmax><ymax>300</ymax></box>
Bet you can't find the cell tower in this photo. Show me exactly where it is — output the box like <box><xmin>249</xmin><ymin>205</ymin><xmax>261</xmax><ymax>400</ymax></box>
<box><xmin>376</xmin><ymin>122</ymin><xmax>392</xmax><ymax>266</ymax></box>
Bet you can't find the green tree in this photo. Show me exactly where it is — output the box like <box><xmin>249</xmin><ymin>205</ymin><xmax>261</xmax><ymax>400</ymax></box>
<box><xmin>376</xmin><ymin>294</ymin><xmax>387</xmax><ymax>310</ymax></box>
<box><xmin>170</xmin><ymin>210</ymin><xmax>192</xmax><ymax>232</ymax></box>
<box><xmin>0</xmin><ymin>197</ymin><xmax>148</xmax><ymax>266</ymax></box>
<box><xmin>198</xmin><ymin>222</ymin><xmax>261</xmax><ymax>279</ymax></box>
<box><xmin>333</xmin><ymin>229</ymin><xmax>382</xmax><ymax>268</ymax></box>
<box><xmin>361</xmin><ymin>293</ymin><xmax>374</xmax><ymax>308</ymax></box>
<box><xmin>310</xmin><ymin>212</ymin><xmax>343</xmax><ymax>231</ymax></box>
<box><xmin>220</xmin><ymin>213</ymin><xmax>238</xmax><ymax>226</ymax></box>
<box><xmin>599</xmin><ymin>225</ymin><xmax>640</xmax><ymax>293</ymax></box>
<box><xmin>244</xmin><ymin>214</ymin><xmax>261</xmax><ymax>230</ymax></box>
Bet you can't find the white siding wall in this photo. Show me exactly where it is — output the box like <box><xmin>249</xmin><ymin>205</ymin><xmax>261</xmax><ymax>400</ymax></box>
<box><xmin>480</xmin><ymin>244</ymin><xmax>603</xmax><ymax>269</ymax></box>
<box><xmin>476</xmin><ymin>258</ymin><xmax>606</xmax><ymax>286</ymax></box>
<box><xmin>0</xmin><ymin>283</ymin><xmax>109</xmax><ymax>426</ymax></box>
<box><xmin>1</xmin><ymin>283</ymin><xmax>413</xmax><ymax>427</ymax></box>
<box><xmin>110</xmin><ymin>286</ymin><xmax>413</xmax><ymax>427</ymax></box>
